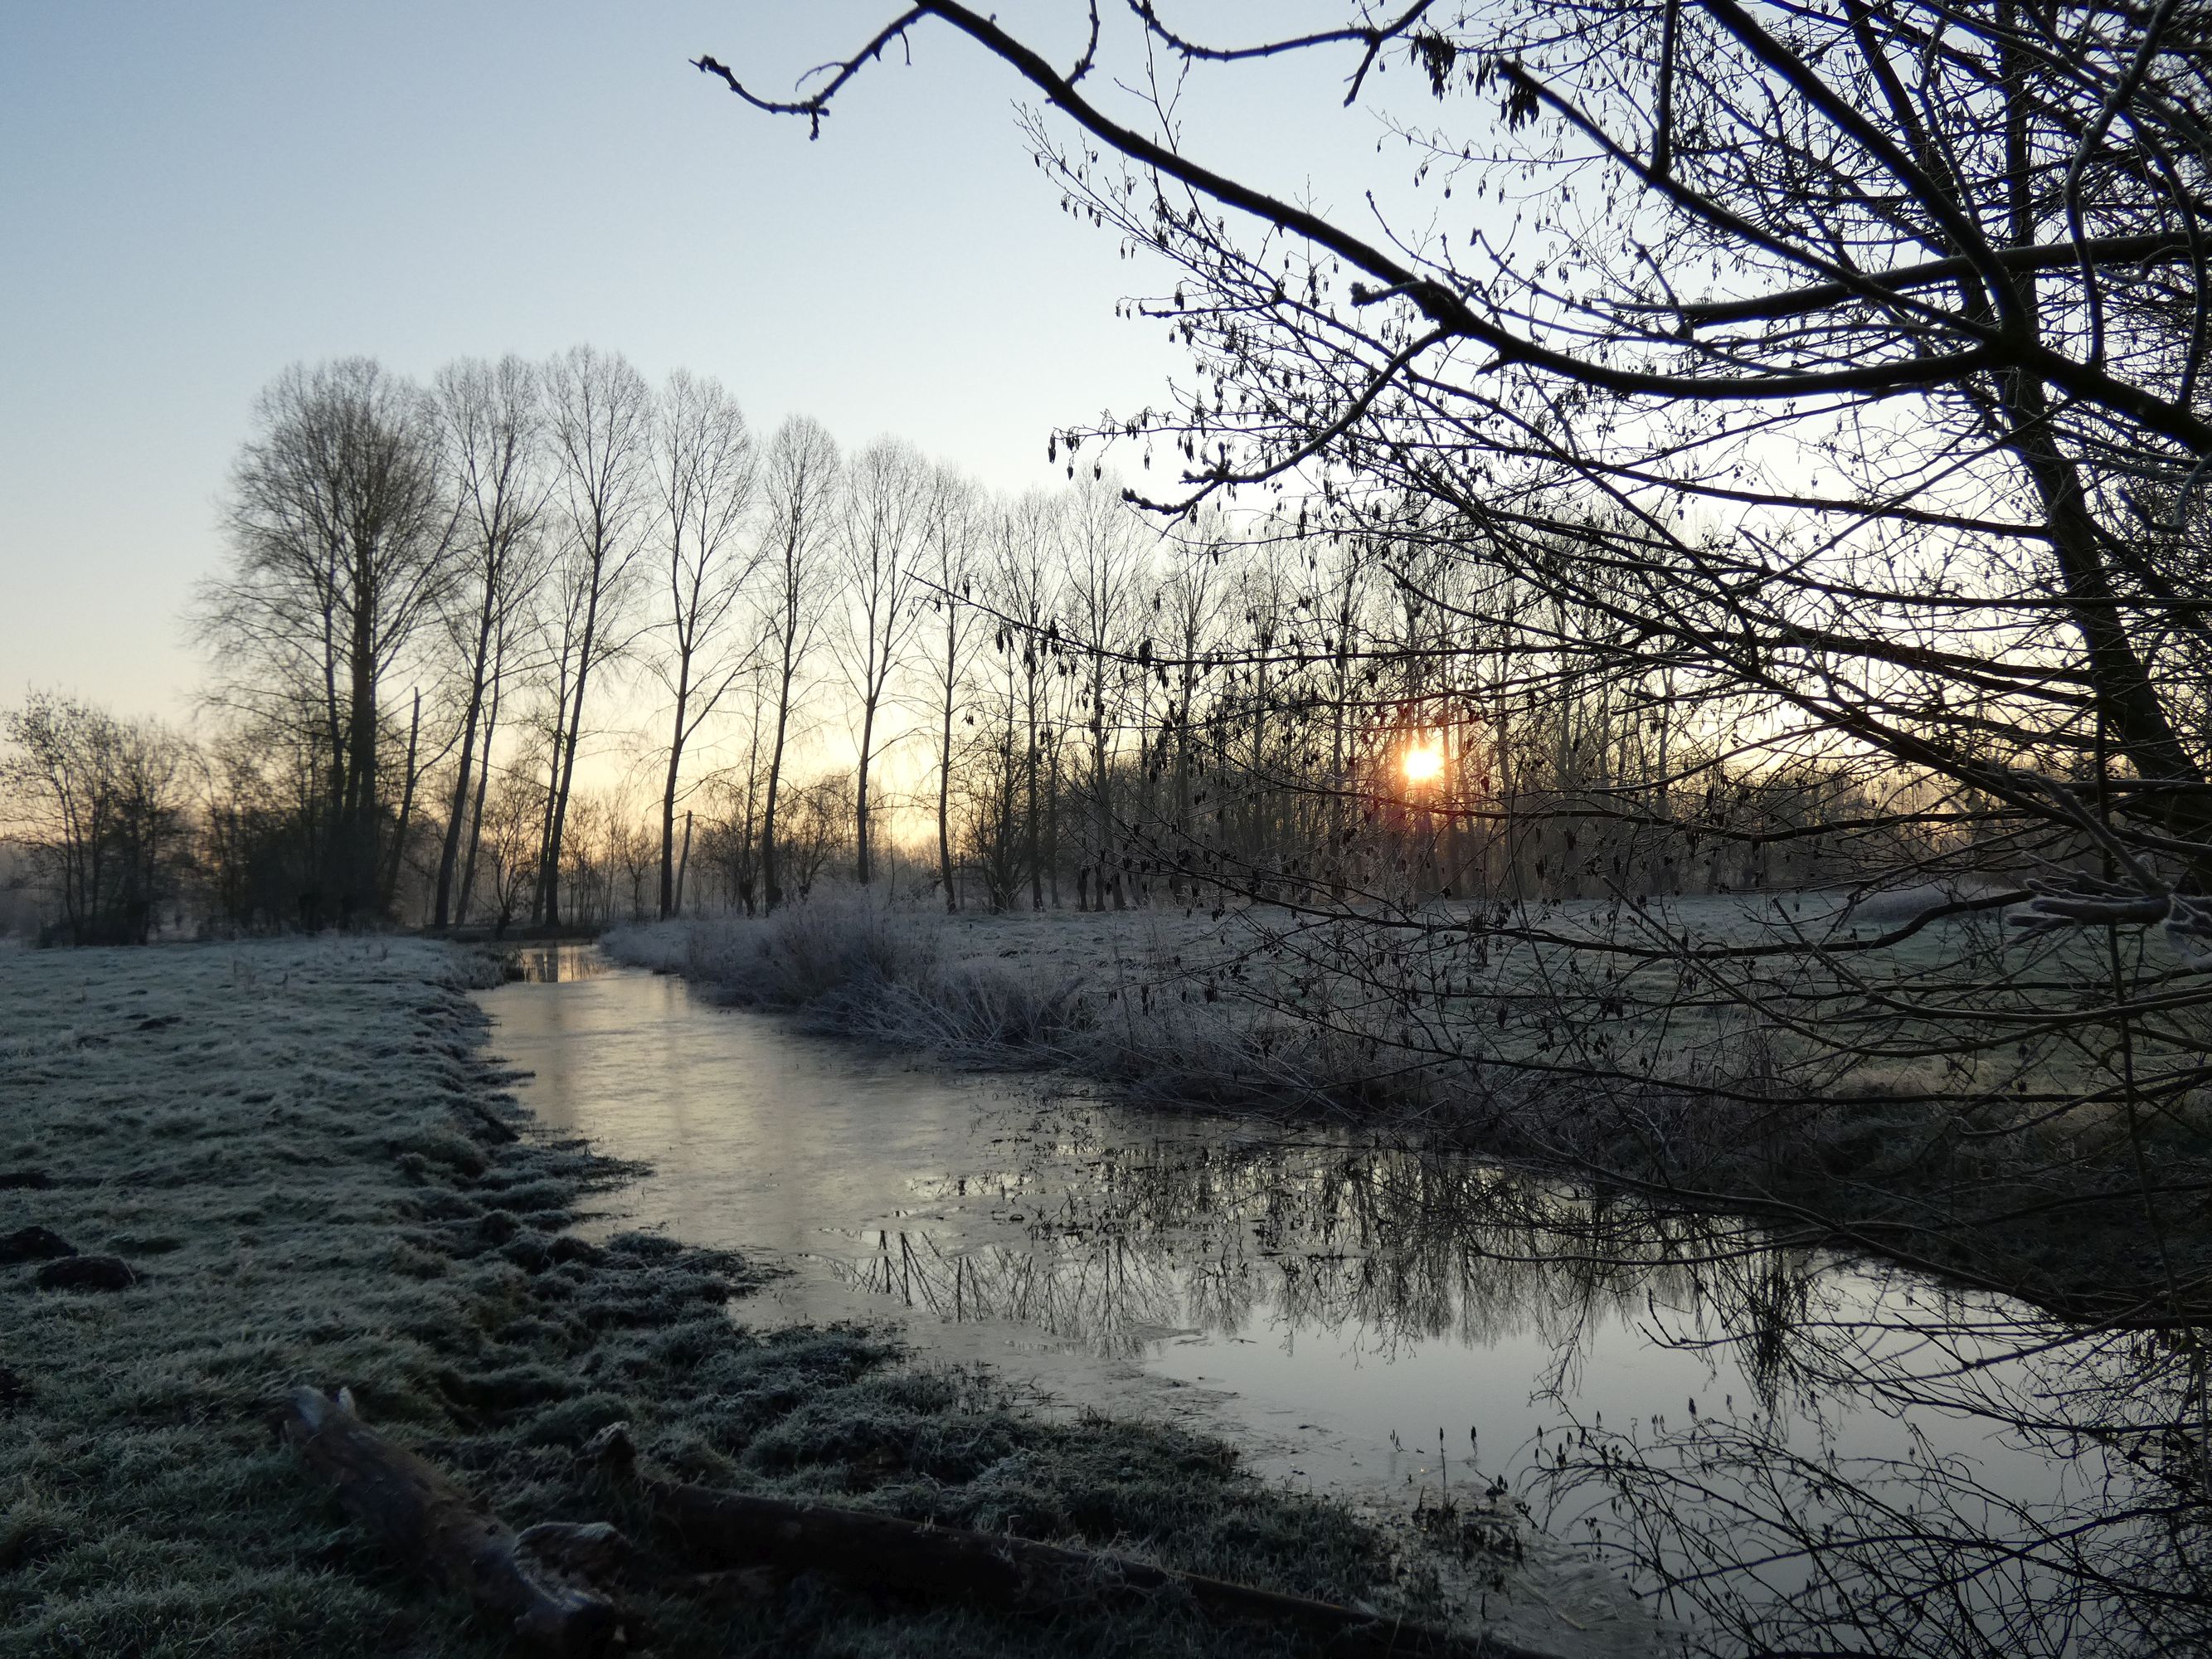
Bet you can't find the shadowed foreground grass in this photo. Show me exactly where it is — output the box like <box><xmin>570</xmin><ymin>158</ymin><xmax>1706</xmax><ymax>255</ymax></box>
<box><xmin>0</xmin><ymin>938</ymin><xmax>1401</xmax><ymax>1659</ymax></box>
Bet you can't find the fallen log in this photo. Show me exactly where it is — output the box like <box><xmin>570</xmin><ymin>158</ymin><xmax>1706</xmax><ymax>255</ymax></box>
<box><xmin>283</xmin><ymin>1386</ymin><xmax>627</xmax><ymax>1657</ymax></box>
<box><xmin>585</xmin><ymin>1423</ymin><xmax>1558</xmax><ymax>1658</ymax></box>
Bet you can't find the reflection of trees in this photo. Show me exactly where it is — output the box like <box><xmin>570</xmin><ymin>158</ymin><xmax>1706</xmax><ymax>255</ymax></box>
<box><xmin>828</xmin><ymin>1120</ymin><xmax>2208</xmax><ymax>1652</ymax></box>
<box><xmin>838</xmin><ymin>1228</ymin><xmax>1194</xmax><ymax>1358</ymax></box>
<box><xmin>1526</xmin><ymin>1259</ymin><xmax>2211</xmax><ymax>1657</ymax></box>
<box><xmin>504</xmin><ymin>944</ymin><xmax>610</xmax><ymax>983</ymax></box>
<box><xmin>831</xmin><ymin>1126</ymin><xmax>1759</xmax><ymax>1362</ymax></box>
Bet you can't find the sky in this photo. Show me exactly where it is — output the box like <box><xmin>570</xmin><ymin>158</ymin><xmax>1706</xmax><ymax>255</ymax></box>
<box><xmin>2</xmin><ymin>3</ymin><xmax>1399</xmax><ymax>730</ymax></box>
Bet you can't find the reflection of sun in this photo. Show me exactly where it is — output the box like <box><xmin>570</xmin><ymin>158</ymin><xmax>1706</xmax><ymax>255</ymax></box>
<box><xmin>1403</xmin><ymin>744</ymin><xmax>1443</xmax><ymax>785</ymax></box>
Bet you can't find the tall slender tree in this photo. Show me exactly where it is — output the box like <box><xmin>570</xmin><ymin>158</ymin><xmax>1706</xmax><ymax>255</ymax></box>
<box><xmin>428</xmin><ymin>355</ymin><xmax>550</xmax><ymax>929</ymax></box>
<box><xmin>535</xmin><ymin>346</ymin><xmax>653</xmax><ymax>929</ymax></box>
<box><xmin>453</xmin><ymin>597</ymin><xmax>519</xmax><ymax>926</ymax></box>
<box><xmin>756</xmin><ymin>415</ymin><xmax>841</xmax><ymax>910</ymax></box>
<box><xmin>990</xmin><ymin>491</ymin><xmax>1062</xmax><ymax>910</ymax></box>
<box><xmin>835</xmin><ymin>436</ymin><xmax>930</xmax><ymax>884</ymax></box>
<box><xmin>647</xmin><ymin>368</ymin><xmax>761</xmax><ymax>917</ymax></box>
<box><xmin>1063</xmin><ymin>474</ymin><xmax>1144</xmax><ymax>907</ymax></box>
<box><xmin>921</xmin><ymin>467</ymin><xmax>986</xmax><ymax>910</ymax></box>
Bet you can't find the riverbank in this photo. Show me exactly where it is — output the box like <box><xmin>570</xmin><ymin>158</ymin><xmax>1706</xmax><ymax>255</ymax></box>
<box><xmin>605</xmin><ymin>898</ymin><xmax>2212</xmax><ymax>1320</ymax></box>
<box><xmin>0</xmin><ymin>939</ymin><xmax>1473</xmax><ymax>1658</ymax></box>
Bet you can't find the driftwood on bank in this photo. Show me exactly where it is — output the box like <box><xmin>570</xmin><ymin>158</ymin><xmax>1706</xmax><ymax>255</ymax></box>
<box><xmin>283</xmin><ymin>1386</ymin><xmax>627</xmax><ymax>1657</ymax></box>
<box><xmin>585</xmin><ymin>1423</ymin><xmax>1560</xmax><ymax>1659</ymax></box>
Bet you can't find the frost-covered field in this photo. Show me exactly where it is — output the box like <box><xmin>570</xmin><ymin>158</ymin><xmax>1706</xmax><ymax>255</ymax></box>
<box><xmin>0</xmin><ymin>939</ymin><xmax>1448</xmax><ymax>1659</ymax></box>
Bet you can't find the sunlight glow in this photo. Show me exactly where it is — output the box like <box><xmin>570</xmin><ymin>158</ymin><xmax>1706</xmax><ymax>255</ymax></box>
<box><xmin>1402</xmin><ymin>744</ymin><xmax>1444</xmax><ymax>786</ymax></box>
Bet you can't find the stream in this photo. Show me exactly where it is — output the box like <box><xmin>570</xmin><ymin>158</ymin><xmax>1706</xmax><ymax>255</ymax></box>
<box><xmin>479</xmin><ymin>946</ymin><xmax>2195</xmax><ymax>1658</ymax></box>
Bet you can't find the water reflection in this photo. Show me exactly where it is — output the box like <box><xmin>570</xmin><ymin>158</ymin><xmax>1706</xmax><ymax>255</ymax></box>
<box><xmin>844</xmin><ymin>1132</ymin><xmax>2209</xmax><ymax>1655</ymax></box>
<box><xmin>501</xmin><ymin>941</ymin><xmax>615</xmax><ymax>983</ymax></box>
<box><xmin>484</xmin><ymin>962</ymin><xmax>2210</xmax><ymax>1657</ymax></box>
<box><xmin>834</xmin><ymin>1133</ymin><xmax>1756</xmax><ymax>1366</ymax></box>
<box><xmin>1536</xmin><ymin>1278</ymin><xmax>2210</xmax><ymax>1657</ymax></box>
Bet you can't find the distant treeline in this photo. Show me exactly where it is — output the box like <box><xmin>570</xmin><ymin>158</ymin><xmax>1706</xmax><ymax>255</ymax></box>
<box><xmin>2</xmin><ymin>350</ymin><xmax>1998</xmax><ymax>944</ymax></box>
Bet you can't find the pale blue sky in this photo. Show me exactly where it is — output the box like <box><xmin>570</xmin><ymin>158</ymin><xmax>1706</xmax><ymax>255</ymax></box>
<box><xmin>0</xmin><ymin>3</ymin><xmax>1392</xmax><ymax>722</ymax></box>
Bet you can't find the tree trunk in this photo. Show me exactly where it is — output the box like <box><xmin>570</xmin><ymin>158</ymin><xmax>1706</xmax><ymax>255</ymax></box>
<box><xmin>855</xmin><ymin>693</ymin><xmax>877</xmax><ymax>884</ymax></box>
<box><xmin>1093</xmin><ymin>705</ymin><xmax>1117</xmax><ymax>912</ymax></box>
<box><xmin>1025</xmin><ymin>694</ymin><xmax>1042</xmax><ymax>912</ymax></box>
<box><xmin>740</xmin><ymin>686</ymin><xmax>763</xmax><ymax>916</ymax></box>
<box><xmin>529</xmin><ymin>651</ymin><xmax>570</xmax><ymax>928</ymax></box>
<box><xmin>761</xmin><ymin>660</ymin><xmax>794</xmax><ymax>911</ymax></box>
<box><xmin>381</xmin><ymin>689</ymin><xmax>421</xmax><ymax>917</ymax></box>
<box><xmin>317</xmin><ymin>610</ymin><xmax>346</xmax><ymax>922</ymax></box>
<box><xmin>435</xmin><ymin>586</ymin><xmax>498</xmax><ymax>928</ymax></box>
<box><xmin>540</xmin><ymin>570</ymin><xmax>606</xmax><ymax>931</ymax></box>
<box><xmin>938</xmin><ymin>650</ymin><xmax>957</xmax><ymax>912</ymax></box>
<box><xmin>1329</xmin><ymin>632</ymin><xmax>1349</xmax><ymax>900</ymax></box>
<box><xmin>345</xmin><ymin>600</ymin><xmax>380</xmax><ymax>923</ymax></box>
<box><xmin>458</xmin><ymin>667</ymin><xmax>502</xmax><ymax>927</ymax></box>
<box><xmin>2005</xmin><ymin>381</ymin><xmax>2206</xmax><ymax>850</ymax></box>
<box><xmin>659</xmin><ymin>649</ymin><xmax>693</xmax><ymax>918</ymax></box>
<box><xmin>1046</xmin><ymin>729</ymin><xmax>1062</xmax><ymax>907</ymax></box>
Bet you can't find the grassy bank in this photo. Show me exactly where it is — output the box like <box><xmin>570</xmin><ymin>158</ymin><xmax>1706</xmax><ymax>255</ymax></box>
<box><xmin>0</xmin><ymin>938</ymin><xmax>1424</xmax><ymax>1659</ymax></box>
<box><xmin>605</xmin><ymin>899</ymin><xmax>2212</xmax><ymax>1318</ymax></box>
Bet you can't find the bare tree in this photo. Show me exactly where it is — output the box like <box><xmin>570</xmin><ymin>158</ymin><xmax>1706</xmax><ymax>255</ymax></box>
<box><xmin>455</xmin><ymin>600</ymin><xmax>523</xmax><ymax>927</ymax></box>
<box><xmin>648</xmin><ymin>367</ymin><xmax>761</xmax><ymax>917</ymax></box>
<box><xmin>475</xmin><ymin>752</ymin><xmax>546</xmax><ymax>939</ymax></box>
<box><xmin>1062</xmin><ymin>474</ymin><xmax>1145</xmax><ymax>908</ymax></box>
<box><xmin>1</xmin><ymin>693</ymin><xmax>193</xmax><ymax>944</ymax></box>
<box><xmin>756</xmin><ymin>415</ymin><xmax>842</xmax><ymax>910</ymax></box>
<box><xmin>782</xmin><ymin>769</ymin><xmax>857</xmax><ymax>899</ymax></box>
<box><xmin>1150</xmin><ymin>530</ymin><xmax>1224</xmax><ymax>900</ymax></box>
<box><xmin>918</xmin><ymin>466</ymin><xmax>987</xmax><ymax>909</ymax></box>
<box><xmin>428</xmin><ymin>355</ymin><xmax>550</xmax><ymax>928</ymax></box>
<box><xmin>989</xmin><ymin>489</ymin><xmax>1063</xmax><ymax>910</ymax></box>
<box><xmin>535</xmin><ymin>345</ymin><xmax>653</xmax><ymax>929</ymax></box>
<box><xmin>200</xmin><ymin>357</ymin><xmax>455</xmax><ymax>922</ymax></box>
<box><xmin>609</xmin><ymin>807</ymin><xmax>659</xmax><ymax>923</ymax></box>
<box><xmin>835</xmin><ymin>435</ymin><xmax>930</xmax><ymax>885</ymax></box>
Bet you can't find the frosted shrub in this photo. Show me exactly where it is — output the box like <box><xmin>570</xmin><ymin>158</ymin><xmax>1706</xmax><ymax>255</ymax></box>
<box><xmin>882</xmin><ymin>963</ymin><xmax>1092</xmax><ymax>1055</ymax></box>
<box><xmin>605</xmin><ymin>899</ymin><xmax>944</xmax><ymax>1016</ymax></box>
<box><xmin>751</xmin><ymin>896</ymin><xmax>941</xmax><ymax>1010</ymax></box>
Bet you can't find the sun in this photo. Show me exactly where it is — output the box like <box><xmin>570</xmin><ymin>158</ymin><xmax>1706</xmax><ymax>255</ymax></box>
<box><xmin>1402</xmin><ymin>744</ymin><xmax>1444</xmax><ymax>786</ymax></box>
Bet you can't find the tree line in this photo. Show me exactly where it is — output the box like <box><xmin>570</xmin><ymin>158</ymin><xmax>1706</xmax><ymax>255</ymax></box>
<box><xmin>7</xmin><ymin>342</ymin><xmax>1938</xmax><ymax>944</ymax></box>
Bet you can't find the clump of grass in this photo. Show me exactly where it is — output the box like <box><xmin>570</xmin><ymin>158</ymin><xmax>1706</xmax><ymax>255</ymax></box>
<box><xmin>611</xmin><ymin>897</ymin><xmax>946</xmax><ymax>1013</ymax></box>
<box><xmin>0</xmin><ymin>938</ymin><xmax>1407</xmax><ymax>1659</ymax></box>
